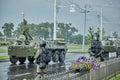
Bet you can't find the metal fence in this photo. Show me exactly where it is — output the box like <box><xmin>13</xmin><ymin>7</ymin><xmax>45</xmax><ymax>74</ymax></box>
<box><xmin>35</xmin><ymin>58</ymin><xmax>120</xmax><ymax>80</ymax></box>
<box><xmin>0</xmin><ymin>36</ymin><xmax>16</xmax><ymax>42</ymax></box>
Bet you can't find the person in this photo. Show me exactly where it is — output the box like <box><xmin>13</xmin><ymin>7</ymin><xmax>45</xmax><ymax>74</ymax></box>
<box><xmin>34</xmin><ymin>40</ymin><xmax>48</xmax><ymax>76</ymax></box>
<box><xmin>89</xmin><ymin>33</ymin><xmax>104</xmax><ymax>61</ymax></box>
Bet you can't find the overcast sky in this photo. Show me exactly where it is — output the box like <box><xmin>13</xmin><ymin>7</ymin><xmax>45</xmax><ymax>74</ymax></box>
<box><xmin>0</xmin><ymin>0</ymin><xmax>120</xmax><ymax>36</ymax></box>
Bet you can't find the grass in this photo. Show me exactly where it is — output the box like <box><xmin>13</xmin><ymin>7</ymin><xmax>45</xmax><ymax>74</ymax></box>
<box><xmin>0</xmin><ymin>56</ymin><xmax>9</xmax><ymax>60</ymax></box>
<box><xmin>0</xmin><ymin>49</ymin><xmax>8</xmax><ymax>53</ymax></box>
<box><xmin>108</xmin><ymin>73</ymin><xmax>120</xmax><ymax>80</ymax></box>
<box><xmin>0</xmin><ymin>47</ymin><xmax>8</xmax><ymax>60</ymax></box>
<box><xmin>67</xmin><ymin>44</ymin><xmax>89</xmax><ymax>53</ymax></box>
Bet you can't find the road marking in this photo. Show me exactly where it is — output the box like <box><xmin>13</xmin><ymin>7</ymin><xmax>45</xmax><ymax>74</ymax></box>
<box><xmin>14</xmin><ymin>72</ymin><xmax>31</xmax><ymax>77</ymax></box>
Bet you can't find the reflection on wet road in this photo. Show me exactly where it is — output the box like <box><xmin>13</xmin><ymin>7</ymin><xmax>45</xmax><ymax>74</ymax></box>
<box><xmin>0</xmin><ymin>53</ymin><xmax>89</xmax><ymax>80</ymax></box>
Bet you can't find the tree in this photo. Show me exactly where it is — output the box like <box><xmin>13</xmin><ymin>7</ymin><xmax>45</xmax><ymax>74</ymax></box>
<box><xmin>87</xmin><ymin>27</ymin><xmax>94</xmax><ymax>44</ymax></box>
<box><xmin>14</xmin><ymin>19</ymin><xmax>29</xmax><ymax>37</ymax></box>
<box><xmin>70</xmin><ymin>34</ymin><xmax>83</xmax><ymax>44</ymax></box>
<box><xmin>96</xmin><ymin>27</ymin><xmax>105</xmax><ymax>39</ymax></box>
<box><xmin>2</xmin><ymin>23</ymin><xmax>14</xmax><ymax>37</ymax></box>
<box><xmin>14</xmin><ymin>22</ymin><xmax>78</xmax><ymax>41</ymax></box>
<box><xmin>38</xmin><ymin>22</ymin><xmax>53</xmax><ymax>39</ymax></box>
<box><xmin>57</xmin><ymin>23</ymin><xmax>78</xmax><ymax>42</ymax></box>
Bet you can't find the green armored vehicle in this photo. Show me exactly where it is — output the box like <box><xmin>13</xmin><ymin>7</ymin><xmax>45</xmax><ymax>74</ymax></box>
<box><xmin>8</xmin><ymin>31</ymin><xmax>37</xmax><ymax>64</ymax></box>
<box><xmin>45</xmin><ymin>38</ymin><xmax>67</xmax><ymax>63</ymax></box>
<box><xmin>101</xmin><ymin>37</ymin><xmax>120</xmax><ymax>59</ymax></box>
<box><xmin>8</xmin><ymin>32</ymin><xmax>67</xmax><ymax>64</ymax></box>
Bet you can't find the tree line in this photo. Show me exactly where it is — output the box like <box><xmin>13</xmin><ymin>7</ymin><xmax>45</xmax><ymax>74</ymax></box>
<box><xmin>1</xmin><ymin>20</ymin><xmax>113</xmax><ymax>44</ymax></box>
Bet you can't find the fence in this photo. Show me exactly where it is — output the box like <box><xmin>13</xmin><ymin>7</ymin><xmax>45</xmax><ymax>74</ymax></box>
<box><xmin>35</xmin><ymin>58</ymin><xmax>120</xmax><ymax>80</ymax></box>
<box><xmin>0</xmin><ymin>36</ymin><xmax>16</xmax><ymax>42</ymax></box>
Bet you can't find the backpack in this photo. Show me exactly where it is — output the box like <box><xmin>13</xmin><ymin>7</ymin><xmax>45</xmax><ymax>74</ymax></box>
<box><xmin>91</xmin><ymin>40</ymin><xmax>102</xmax><ymax>54</ymax></box>
<box><xmin>40</xmin><ymin>48</ymin><xmax>51</xmax><ymax>64</ymax></box>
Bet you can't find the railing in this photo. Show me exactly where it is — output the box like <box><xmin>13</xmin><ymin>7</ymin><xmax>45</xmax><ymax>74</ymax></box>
<box><xmin>35</xmin><ymin>58</ymin><xmax>120</xmax><ymax>80</ymax></box>
<box><xmin>0</xmin><ymin>36</ymin><xmax>16</xmax><ymax>42</ymax></box>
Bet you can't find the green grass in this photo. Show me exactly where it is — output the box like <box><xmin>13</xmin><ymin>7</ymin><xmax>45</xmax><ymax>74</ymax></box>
<box><xmin>108</xmin><ymin>73</ymin><xmax>120</xmax><ymax>80</ymax></box>
<box><xmin>0</xmin><ymin>49</ymin><xmax>8</xmax><ymax>53</ymax></box>
<box><xmin>0</xmin><ymin>56</ymin><xmax>9</xmax><ymax>60</ymax></box>
<box><xmin>0</xmin><ymin>47</ymin><xmax>8</xmax><ymax>60</ymax></box>
<box><xmin>67</xmin><ymin>44</ymin><xmax>89</xmax><ymax>53</ymax></box>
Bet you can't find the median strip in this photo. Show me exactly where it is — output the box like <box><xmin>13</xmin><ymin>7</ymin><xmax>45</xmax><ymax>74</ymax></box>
<box><xmin>0</xmin><ymin>56</ymin><xmax>9</xmax><ymax>61</ymax></box>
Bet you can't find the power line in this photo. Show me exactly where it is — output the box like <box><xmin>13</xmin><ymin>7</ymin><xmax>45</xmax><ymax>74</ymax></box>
<box><xmin>62</xmin><ymin>0</ymin><xmax>91</xmax><ymax>50</ymax></box>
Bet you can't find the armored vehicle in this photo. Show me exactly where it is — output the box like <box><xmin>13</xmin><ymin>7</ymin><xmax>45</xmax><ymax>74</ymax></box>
<box><xmin>101</xmin><ymin>37</ymin><xmax>120</xmax><ymax>59</ymax></box>
<box><xmin>45</xmin><ymin>38</ymin><xmax>67</xmax><ymax>63</ymax></box>
<box><xmin>8</xmin><ymin>31</ymin><xmax>37</xmax><ymax>64</ymax></box>
<box><xmin>8</xmin><ymin>32</ymin><xmax>67</xmax><ymax>64</ymax></box>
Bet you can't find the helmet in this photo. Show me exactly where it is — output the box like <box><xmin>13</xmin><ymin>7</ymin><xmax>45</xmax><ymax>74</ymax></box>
<box><xmin>39</xmin><ymin>40</ymin><xmax>46</xmax><ymax>47</ymax></box>
<box><xmin>93</xmin><ymin>33</ymin><xmax>99</xmax><ymax>40</ymax></box>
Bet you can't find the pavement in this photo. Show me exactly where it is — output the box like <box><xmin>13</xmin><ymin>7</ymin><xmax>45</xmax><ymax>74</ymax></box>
<box><xmin>0</xmin><ymin>53</ymin><xmax>89</xmax><ymax>80</ymax></box>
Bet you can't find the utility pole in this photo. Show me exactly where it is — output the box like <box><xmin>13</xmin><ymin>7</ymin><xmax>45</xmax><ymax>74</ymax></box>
<box><xmin>53</xmin><ymin>0</ymin><xmax>57</xmax><ymax>40</ymax></box>
<box><xmin>82</xmin><ymin>4</ymin><xmax>90</xmax><ymax>51</ymax></box>
<box><xmin>21</xmin><ymin>12</ymin><xmax>24</xmax><ymax>22</ymax></box>
<box><xmin>100</xmin><ymin>8</ymin><xmax>103</xmax><ymax>40</ymax></box>
<box><xmin>82</xmin><ymin>5</ymin><xmax>87</xmax><ymax>51</ymax></box>
<box><xmin>69</xmin><ymin>3</ymin><xmax>90</xmax><ymax>50</ymax></box>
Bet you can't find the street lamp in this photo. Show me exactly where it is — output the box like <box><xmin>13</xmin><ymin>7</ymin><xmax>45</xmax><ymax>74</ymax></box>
<box><xmin>21</xmin><ymin>12</ymin><xmax>25</xmax><ymax>22</ymax></box>
<box><xmin>82</xmin><ymin>5</ymin><xmax>87</xmax><ymax>51</ymax></box>
<box><xmin>96</xmin><ymin>8</ymin><xmax>103</xmax><ymax>40</ymax></box>
<box><xmin>70</xmin><ymin>4</ymin><xmax>76</xmax><ymax>12</ymax></box>
<box><xmin>82</xmin><ymin>4</ymin><xmax>90</xmax><ymax>51</ymax></box>
<box><xmin>100</xmin><ymin>8</ymin><xmax>103</xmax><ymax>40</ymax></box>
<box><xmin>69</xmin><ymin>3</ymin><xmax>90</xmax><ymax>51</ymax></box>
<box><xmin>53</xmin><ymin>0</ymin><xmax>57</xmax><ymax>40</ymax></box>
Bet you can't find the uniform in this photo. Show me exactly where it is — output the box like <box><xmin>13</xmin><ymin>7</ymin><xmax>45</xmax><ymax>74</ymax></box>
<box><xmin>89</xmin><ymin>33</ymin><xmax>104</xmax><ymax>61</ymax></box>
<box><xmin>34</xmin><ymin>47</ymin><xmax>47</xmax><ymax>74</ymax></box>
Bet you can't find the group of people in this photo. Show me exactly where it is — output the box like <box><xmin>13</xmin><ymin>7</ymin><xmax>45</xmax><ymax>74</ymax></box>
<box><xmin>34</xmin><ymin>32</ymin><xmax>104</xmax><ymax>78</ymax></box>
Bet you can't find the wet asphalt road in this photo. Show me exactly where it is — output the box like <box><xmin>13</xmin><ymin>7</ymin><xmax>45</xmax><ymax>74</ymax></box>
<box><xmin>0</xmin><ymin>53</ymin><xmax>89</xmax><ymax>80</ymax></box>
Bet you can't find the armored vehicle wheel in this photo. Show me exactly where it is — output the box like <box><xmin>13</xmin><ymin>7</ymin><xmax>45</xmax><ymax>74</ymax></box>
<box><xmin>28</xmin><ymin>57</ymin><xmax>35</xmax><ymax>63</ymax></box>
<box><xmin>59</xmin><ymin>51</ymin><xmax>65</xmax><ymax>63</ymax></box>
<box><xmin>52</xmin><ymin>51</ymin><xmax>59</xmax><ymax>62</ymax></box>
<box><xmin>19</xmin><ymin>57</ymin><xmax>26</xmax><ymax>64</ymax></box>
<box><xmin>10</xmin><ymin>56</ymin><xmax>18</xmax><ymax>64</ymax></box>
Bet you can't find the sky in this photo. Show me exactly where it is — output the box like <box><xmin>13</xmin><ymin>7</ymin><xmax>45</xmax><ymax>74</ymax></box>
<box><xmin>0</xmin><ymin>0</ymin><xmax>120</xmax><ymax>36</ymax></box>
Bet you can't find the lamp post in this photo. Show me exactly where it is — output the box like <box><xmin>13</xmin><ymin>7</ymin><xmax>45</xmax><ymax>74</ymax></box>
<box><xmin>69</xmin><ymin>3</ymin><xmax>90</xmax><ymax>50</ymax></box>
<box><xmin>82</xmin><ymin>5</ymin><xmax>87</xmax><ymax>51</ymax></box>
<box><xmin>100</xmin><ymin>8</ymin><xmax>103</xmax><ymax>40</ymax></box>
<box><xmin>53</xmin><ymin>0</ymin><xmax>57</xmax><ymax>40</ymax></box>
<box><xmin>21</xmin><ymin>12</ymin><xmax>24</xmax><ymax>22</ymax></box>
<box><xmin>82</xmin><ymin>4</ymin><xmax>90</xmax><ymax>51</ymax></box>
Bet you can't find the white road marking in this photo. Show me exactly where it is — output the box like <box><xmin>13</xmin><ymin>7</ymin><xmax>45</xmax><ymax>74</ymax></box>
<box><xmin>14</xmin><ymin>72</ymin><xmax>31</xmax><ymax>77</ymax></box>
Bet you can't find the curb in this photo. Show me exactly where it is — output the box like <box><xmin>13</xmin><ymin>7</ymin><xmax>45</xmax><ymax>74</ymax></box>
<box><xmin>67</xmin><ymin>52</ymin><xmax>88</xmax><ymax>53</ymax></box>
<box><xmin>0</xmin><ymin>59</ymin><xmax>9</xmax><ymax>62</ymax></box>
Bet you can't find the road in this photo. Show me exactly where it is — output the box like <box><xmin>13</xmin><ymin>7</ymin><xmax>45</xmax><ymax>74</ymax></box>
<box><xmin>0</xmin><ymin>46</ymin><xmax>8</xmax><ymax>56</ymax></box>
<box><xmin>0</xmin><ymin>53</ymin><xmax>89</xmax><ymax>80</ymax></box>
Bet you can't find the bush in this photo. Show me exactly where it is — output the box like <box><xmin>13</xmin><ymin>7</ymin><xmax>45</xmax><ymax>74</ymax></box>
<box><xmin>0</xmin><ymin>42</ymin><xmax>9</xmax><ymax>46</ymax></box>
